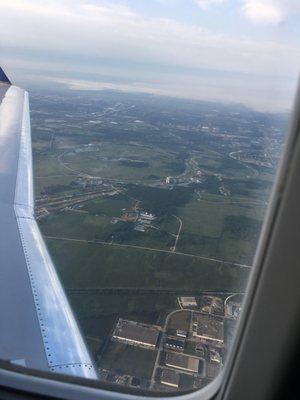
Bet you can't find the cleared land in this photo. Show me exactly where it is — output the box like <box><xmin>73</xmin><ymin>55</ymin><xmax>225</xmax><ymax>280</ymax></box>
<box><xmin>167</xmin><ymin>311</ymin><xmax>191</xmax><ymax>331</ymax></box>
<box><xmin>99</xmin><ymin>341</ymin><xmax>157</xmax><ymax>379</ymax></box>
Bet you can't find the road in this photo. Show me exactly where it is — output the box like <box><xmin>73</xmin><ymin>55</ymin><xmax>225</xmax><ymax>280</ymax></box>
<box><xmin>150</xmin><ymin>308</ymin><xmax>197</xmax><ymax>388</ymax></box>
<box><xmin>172</xmin><ymin>215</ymin><xmax>183</xmax><ymax>253</ymax></box>
<box><xmin>67</xmin><ymin>288</ymin><xmax>244</xmax><ymax>297</ymax></box>
<box><xmin>57</xmin><ymin>152</ymin><xmax>94</xmax><ymax>178</ymax></box>
<box><xmin>149</xmin><ymin>309</ymin><xmax>179</xmax><ymax>388</ymax></box>
<box><xmin>44</xmin><ymin>235</ymin><xmax>251</xmax><ymax>269</ymax></box>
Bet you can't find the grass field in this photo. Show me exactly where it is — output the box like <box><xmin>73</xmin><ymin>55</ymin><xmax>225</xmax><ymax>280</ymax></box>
<box><xmin>33</xmin><ymin>150</ymin><xmax>75</xmax><ymax>197</ymax></box>
<box><xmin>46</xmin><ymin>239</ymin><xmax>249</xmax><ymax>292</ymax></box>
<box><xmin>183</xmin><ymin>341</ymin><xmax>199</xmax><ymax>357</ymax></box>
<box><xmin>69</xmin><ymin>293</ymin><xmax>178</xmax><ymax>320</ymax></box>
<box><xmin>30</xmin><ymin>89</ymin><xmax>285</xmax><ymax>386</ymax></box>
<box><xmin>40</xmin><ymin>210</ymin><xmax>175</xmax><ymax>250</ymax></box>
<box><xmin>35</xmin><ymin>131</ymin><xmax>271</xmax><ymax>368</ymax></box>
<box><xmin>82</xmin><ymin>195</ymin><xmax>133</xmax><ymax>217</ymax></box>
<box><xmin>33</xmin><ymin>153</ymin><xmax>68</xmax><ymax>177</ymax></box>
<box><xmin>176</xmin><ymin>192</ymin><xmax>264</xmax><ymax>264</ymax></box>
<box><xmin>99</xmin><ymin>341</ymin><xmax>157</xmax><ymax>379</ymax></box>
<box><xmin>167</xmin><ymin>311</ymin><xmax>191</xmax><ymax>331</ymax></box>
<box><xmin>34</xmin><ymin>174</ymin><xmax>76</xmax><ymax>197</ymax></box>
<box><xmin>40</xmin><ymin>211</ymin><xmax>112</xmax><ymax>241</ymax></box>
<box><xmin>35</xmin><ymin>140</ymin><xmax>269</xmax><ymax>264</ymax></box>
<box><xmin>62</xmin><ymin>142</ymin><xmax>184</xmax><ymax>182</ymax></box>
<box><xmin>193</xmin><ymin>151</ymin><xmax>256</xmax><ymax>179</ymax></box>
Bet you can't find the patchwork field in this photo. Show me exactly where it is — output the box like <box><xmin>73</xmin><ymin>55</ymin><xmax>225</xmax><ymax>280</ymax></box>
<box><xmin>61</xmin><ymin>142</ymin><xmax>185</xmax><ymax>183</ymax></box>
<box><xmin>31</xmin><ymin>89</ymin><xmax>286</xmax><ymax>382</ymax></box>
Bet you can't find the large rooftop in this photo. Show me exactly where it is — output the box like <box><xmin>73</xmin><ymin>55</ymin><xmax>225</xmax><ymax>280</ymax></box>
<box><xmin>112</xmin><ymin>319</ymin><xmax>159</xmax><ymax>348</ymax></box>
<box><xmin>195</xmin><ymin>314</ymin><xmax>224</xmax><ymax>343</ymax></box>
<box><xmin>179</xmin><ymin>297</ymin><xmax>197</xmax><ymax>307</ymax></box>
<box><xmin>161</xmin><ymin>369</ymin><xmax>180</xmax><ymax>388</ymax></box>
<box><xmin>165</xmin><ymin>352</ymin><xmax>200</xmax><ymax>373</ymax></box>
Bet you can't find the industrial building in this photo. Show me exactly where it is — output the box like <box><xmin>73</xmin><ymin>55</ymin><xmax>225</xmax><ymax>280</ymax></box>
<box><xmin>160</xmin><ymin>369</ymin><xmax>180</xmax><ymax>388</ymax></box>
<box><xmin>112</xmin><ymin>319</ymin><xmax>159</xmax><ymax>350</ymax></box>
<box><xmin>194</xmin><ymin>314</ymin><xmax>224</xmax><ymax>343</ymax></box>
<box><xmin>179</xmin><ymin>297</ymin><xmax>197</xmax><ymax>308</ymax></box>
<box><xmin>165</xmin><ymin>352</ymin><xmax>200</xmax><ymax>373</ymax></box>
<box><xmin>139</xmin><ymin>212</ymin><xmax>155</xmax><ymax>221</ymax></box>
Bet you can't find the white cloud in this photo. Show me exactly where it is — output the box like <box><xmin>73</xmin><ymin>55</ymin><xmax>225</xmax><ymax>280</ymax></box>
<box><xmin>0</xmin><ymin>0</ymin><xmax>297</xmax><ymax>75</ymax></box>
<box><xmin>241</xmin><ymin>0</ymin><xmax>300</xmax><ymax>24</ymax></box>
<box><xmin>195</xmin><ymin>0</ymin><xmax>300</xmax><ymax>25</ymax></box>
<box><xmin>242</xmin><ymin>0</ymin><xmax>283</xmax><ymax>24</ymax></box>
<box><xmin>0</xmin><ymin>0</ymin><xmax>299</xmax><ymax>110</ymax></box>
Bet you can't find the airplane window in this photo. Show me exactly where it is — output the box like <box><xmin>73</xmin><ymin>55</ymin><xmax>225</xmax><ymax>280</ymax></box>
<box><xmin>1</xmin><ymin>0</ymin><xmax>300</xmax><ymax>396</ymax></box>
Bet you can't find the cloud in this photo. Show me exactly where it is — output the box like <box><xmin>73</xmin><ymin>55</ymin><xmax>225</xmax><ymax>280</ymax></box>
<box><xmin>195</xmin><ymin>0</ymin><xmax>300</xmax><ymax>25</ymax></box>
<box><xmin>1</xmin><ymin>0</ymin><xmax>297</xmax><ymax>75</ymax></box>
<box><xmin>0</xmin><ymin>0</ymin><xmax>299</xmax><ymax>110</ymax></box>
<box><xmin>242</xmin><ymin>0</ymin><xmax>283</xmax><ymax>24</ymax></box>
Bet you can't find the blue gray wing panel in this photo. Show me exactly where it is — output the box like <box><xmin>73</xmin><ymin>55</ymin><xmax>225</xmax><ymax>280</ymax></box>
<box><xmin>0</xmin><ymin>83</ymin><xmax>97</xmax><ymax>379</ymax></box>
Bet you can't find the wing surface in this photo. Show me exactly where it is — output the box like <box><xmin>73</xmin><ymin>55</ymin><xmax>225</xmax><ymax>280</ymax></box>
<box><xmin>0</xmin><ymin>69</ymin><xmax>97</xmax><ymax>379</ymax></box>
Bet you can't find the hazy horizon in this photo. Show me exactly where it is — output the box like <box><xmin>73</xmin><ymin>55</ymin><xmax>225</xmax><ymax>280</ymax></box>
<box><xmin>1</xmin><ymin>0</ymin><xmax>300</xmax><ymax>112</ymax></box>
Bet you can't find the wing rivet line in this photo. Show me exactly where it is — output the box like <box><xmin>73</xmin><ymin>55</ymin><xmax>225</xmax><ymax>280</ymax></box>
<box><xmin>13</xmin><ymin>90</ymin><xmax>96</xmax><ymax>379</ymax></box>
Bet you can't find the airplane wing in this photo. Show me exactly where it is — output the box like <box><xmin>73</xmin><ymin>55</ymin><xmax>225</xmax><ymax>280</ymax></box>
<box><xmin>0</xmin><ymin>68</ymin><xmax>97</xmax><ymax>379</ymax></box>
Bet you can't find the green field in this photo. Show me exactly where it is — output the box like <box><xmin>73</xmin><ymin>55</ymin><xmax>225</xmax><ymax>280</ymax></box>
<box><xmin>167</xmin><ymin>311</ymin><xmax>191</xmax><ymax>331</ymax></box>
<box><xmin>33</xmin><ymin>153</ymin><xmax>68</xmax><ymax>177</ymax></box>
<box><xmin>40</xmin><ymin>211</ymin><xmax>114</xmax><ymax>241</ymax></box>
<box><xmin>46</xmin><ymin>239</ymin><xmax>249</xmax><ymax>292</ymax></box>
<box><xmin>30</xmin><ymin>88</ymin><xmax>286</xmax><ymax>391</ymax></box>
<box><xmin>69</xmin><ymin>293</ymin><xmax>177</xmax><ymax>320</ymax></box>
<box><xmin>62</xmin><ymin>142</ymin><xmax>184</xmax><ymax>182</ymax></box>
<box><xmin>176</xmin><ymin>192</ymin><xmax>264</xmax><ymax>264</ymax></box>
<box><xmin>33</xmin><ymin>151</ymin><xmax>76</xmax><ymax>197</ymax></box>
<box><xmin>99</xmin><ymin>341</ymin><xmax>157</xmax><ymax>379</ymax></box>
<box><xmin>37</xmin><ymin>184</ymin><xmax>267</xmax><ymax>264</ymax></box>
<box><xmin>33</xmin><ymin>108</ymin><xmax>275</xmax><ymax>377</ymax></box>
<box><xmin>192</xmin><ymin>150</ymin><xmax>256</xmax><ymax>179</ymax></box>
<box><xmin>183</xmin><ymin>341</ymin><xmax>200</xmax><ymax>357</ymax></box>
<box><xmin>40</xmin><ymin>209</ymin><xmax>175</xmax><ymax>251</ymax></box>
<box><xmin>82</xmin><ymin>195</ymin><xmax>133</xmax><ymax>217</ymax></box>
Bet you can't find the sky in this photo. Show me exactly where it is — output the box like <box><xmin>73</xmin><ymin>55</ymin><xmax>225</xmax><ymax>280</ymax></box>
<box><xmin>1</xmin><ymin>0</ymin><xmax>300</xmax><ymax>111</ymax></box>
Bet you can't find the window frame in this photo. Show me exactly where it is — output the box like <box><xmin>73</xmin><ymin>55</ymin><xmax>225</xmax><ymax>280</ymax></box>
<box><xmin>0</xmin><ymin>85</ymin><xmax>300</xmax><ymax>400</ymax></box>
<box><xmin>218</xmin><ymin>82</ymin><xmax>300</xmax><ymax>400</ymax></box>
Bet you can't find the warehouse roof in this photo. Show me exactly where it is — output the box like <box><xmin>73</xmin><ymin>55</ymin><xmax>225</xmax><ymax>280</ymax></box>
<box><xmin>165</xmin><ymin>352</ymin><xmax>200</xmax><ymax>373</ymax></box>
<box><xmin>113</xmin><ymin>319</ymin><xmax>159</xmax><ymax>347</ymax></box>
<box><xmin>196</xmin><ymin>314</ymin><xmax>224</xmax><ymax>342</ymax></box>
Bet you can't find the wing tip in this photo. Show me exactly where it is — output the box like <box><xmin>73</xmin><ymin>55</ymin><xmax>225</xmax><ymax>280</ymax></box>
<box><xmin>0</xmin><ymin>67</ymin><xmax>11</xmax><ymax>85</ymax></box>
